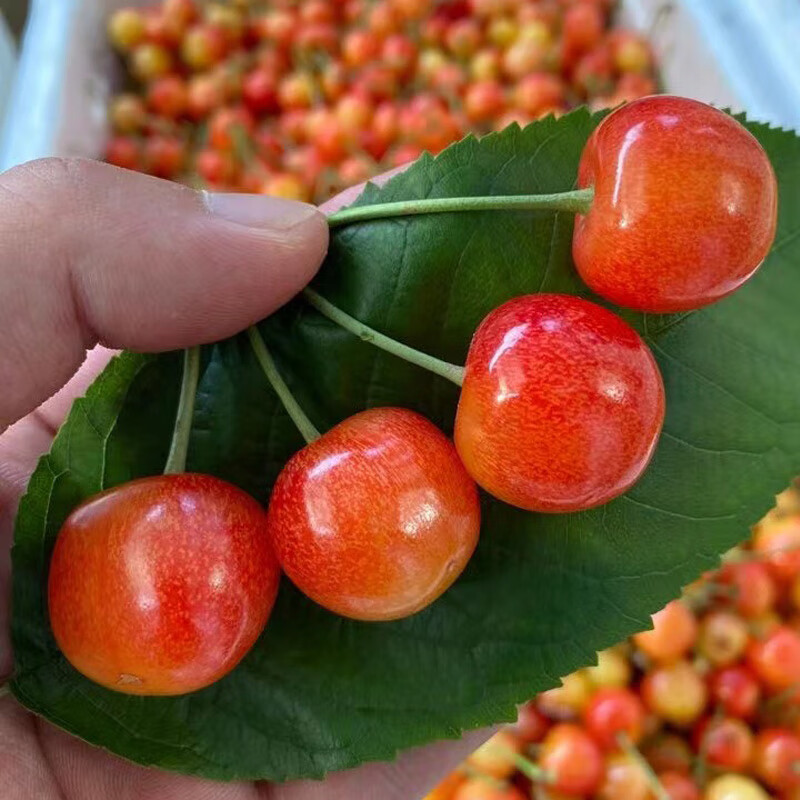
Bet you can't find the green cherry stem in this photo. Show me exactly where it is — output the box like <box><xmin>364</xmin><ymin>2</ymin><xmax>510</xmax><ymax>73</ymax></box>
<box><xmin>326</xmin><ymin>187</ymin><xmax>595</xmax><ymax>228</ymax></box>
<box><xmin>163</xmin><ymin>346</ymin><xmax>201</xmax><ymax>475</ymax></box>
<box><xmin>488</xmin><ymin>745</ymin><xmax>550</xmax><ymax>783</ymax></box>
<box><xmin>302</xmin><ymin>288</ymin><xmax>465</xmax><ymax>387</ymax></box>
<box><xmin>247</xmin><ymin>326</ymin><xmax>321</xmax><ymax>445</ymax></box>
<box><xmin>617</xmin><ymin>733</ymin><xmax>670</xmax><ymax>800</ymax></box>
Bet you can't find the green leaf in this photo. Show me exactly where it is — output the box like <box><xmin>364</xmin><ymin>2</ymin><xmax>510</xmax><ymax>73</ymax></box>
<box><xmin>11</xmin><ymin>109</ymin><xmax>800</xmax><ymax>781</ymax></box>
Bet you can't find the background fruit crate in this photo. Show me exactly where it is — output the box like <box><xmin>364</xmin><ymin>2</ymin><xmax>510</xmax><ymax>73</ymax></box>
<box><xmin>2</xmin><ymin>0</ymin><xmax>800</xmax><ymax>172</ymax></box>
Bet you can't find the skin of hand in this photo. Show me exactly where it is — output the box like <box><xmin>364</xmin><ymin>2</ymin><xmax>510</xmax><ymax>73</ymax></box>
<box><xmin>0</xmin><ymin>158</ymin><xmax>491</xmax><ymax>800</ymax></box>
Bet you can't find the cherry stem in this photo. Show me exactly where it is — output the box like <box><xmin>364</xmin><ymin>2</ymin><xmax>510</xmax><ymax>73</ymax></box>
<box><xmin>163</xmin><ymin>346</ymin><xmax>201</xmax><ymax>475</ymax></box>
<box><xmin>326</xmin><ymin>187</ymin><xmax>595</xmax><ymax>228</ymax></box>
<box><xmin>302</xmin><ymin>288</ymin><xmax>465</xmax><ymax>386</ymax></box>
<box><xmin>488</xmin><ymin>745</ymin><xmax>549</xmax><ymax>783</ymax></box>
<box><xmin>617</xmin><ymin>733</ymin><xmax>670</xmax><ymax>800</ymax></box>
<box><xmin>248</xmin><ymin>326</ymin><xmax>321</xmax><ymax>445</ymax></box>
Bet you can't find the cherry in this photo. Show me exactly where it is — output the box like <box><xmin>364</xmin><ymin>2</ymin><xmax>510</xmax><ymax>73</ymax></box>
<box><xmin>585</xmin><ymin>647</ymin><xmax>632</xmax><ymax>689</ymax></box>
<box><xmin>105</xmin><ymin>136</ymin><xmax>141</xmax><ymax>171</ymax></box>
<box><xmin>143</xmin><ymin>134</ymin><xmax>186</xmax><ymax>178</ymax></box>
<box><xmin>610</xmin><ymin>30</ymin><xmax>652</xmax><ymax>74</ymax></box>
<box><xmin>209</xmin><ymin>106</ymin><xmax>255</xmax><ymax>151</ymax></box>
<box><xmin>181</xmin><ymin>23</ymin><xmax>228</xmax><ymax>71</ymax></box>
<box><xmin>261</xmin><ymin>173</ymin><xmax>310</xmax><ymax>202</ymax></box>
<box><xmin>470</xmin><ymin>48</ymin><xmax>502</xmax><ymax>81</ymax></box>
<box><xmin>641</xmin><ymin>733</ymin><xmax>694</xmax><ymax>775</ymax></box>
<box><xmin>195</xmin><ymin>148</ymin><xmax>237</xmax><ymax>186</ymax></box>
<box><xmin>641</xmin><ymin>660</ymin><xmax>708</xmax><ymax>727</ymax></box>
<box><xmin>48</xmin><ymin>474</ymin><xmax>279</xmax><ymax>696</ymax></box>
<box><xmin>515</xmin><ymin>701</ymin><xmax>550</xmax><ymax>743</ymax></box>
<box><xmin>513</xmin><ymin>73</ymin><xmax>565</xmax><ymax>118</ymax></box>
<box><xmin>693</xmin><ymin>716</ymin><xmax>754</xmax><ymax>772</ymax></box>
<box><xmin>709</xmin><ymin>666</ymin><xmax>761</xmax><ymax>720</ymax></box>
<box><xmin>454</xmin><ymin>294</ymin><xmax>664</xmax><ymax>513</ymax></box>
<box><xmin>659</xmin><ymin>770</ymin><xmax>700</xmax><ymax>800</ymax></box>
<box><xmin>705</xmin><ymin>775</ymin><xmax>770</xmax><ymax>800</ymax></box>
<box><xmin>464</xmin><ymin>80</ymin><xmax>506</xmax><ymax>122</ymax></box>
<box><xmin>109</xmin><ymin>94</ymin><xmax>147</xmax><ymax>134</ymax></box>
<box><xmin>502</xmin><ymin>39</ymin><xmax>551</xmax><ymax>79</ymax></box>
<box><xmin>186</xmin><ymin>73</ymin><xmax>226</xmax><ymax>120</ymax></box>
<box><xmin>241</xmin><ymin>68</ymin><xmax>279</xmax><ymax>115</ymax></box>
<box><xmin>717</xmin><ymin>561</ymin><xmax>777</xmax><ymax>618</ymax></box>
<box><xmin>573</xmin><ymin>95</ymin><xmax>778</xmax><ymax>313</ymax></box>
<box><xmin>466</xmin><ymin>729</ymin><xmax>522</xmax><ymax>780</ymax></box>
<box><xmin>452</xmin><ymin>779</ymin><xmax>526</xmax><ymax>800</ymax></box>
<box><xmin>266</xmin><ymin>408</ymin><xmax>480</xmax><ymax>621</ymax></box>
<box><xmin>425</xmin><ymin>770</ymin><xmax>466</xmax><ymax>800</ymax></box>
<box><xmin>753</xmin><ymin>517</ymin><xmax>800</xmax><ymax>582</ymax></box>
<box><xmin>747</xmin><ymin>626</ymin><xmax>800</xmax><ymax>693</ymax></box>
<box><xmin>633</xmin><ymin>600</ymin><xmax>697</xmax><ymax>664</ymax></box>
<box><xmin>583</xmin><ymin>687</ymin><xmax>646</xmax><ymax>749</ymax></box>
<box><xmin>129</xmin><ymin>42</ymin><xmax>174</xmax><ymax>83</ymax></box>
<box><xmin>342</xmin><ymin>29</ymin><xmax>381</xmax><ymax>68</ymax></box>
<box><xmin>562</xmin><ymin>2</ymin><xmax>604</xmax><ymax>60</ymax></box>
<box><xmin>539</xmin><ymin>723</ymin><xmax>604</xmax><ymax>795</ymax></box>
<box><xmin>383</xmin><ymin>34</ymin><xmax>418</xmax><ymax>77</ymax></box>
<box><xmin>108</xmin><ymin>8</ymin><xmax>146</xmax><ymax>52</ymax></box>
<box><xmin>754</xmin><ymin>729</ymin><xmax>800</xmax><ymax>791</ymax></box>
<box><xmin>537</xmin><ymin>670</ymin><xmax>592</xmax><ymax>720</ymax></box>
<box><xmin>697</xmin><ymin>610</ymin><xmax>750</xmax><ymax>667</ymax></box>
<box><xmin>147</xmin><ymin>74</ymin><xmax>188</xmax><ymax>119</ymax></box>
<box><xmin>445</xmin><ymin>18</ymin><xmax>483</xmax><ymax>58</ymax></box>
<box><xmin>596</xmin><ymin>752</ymin><xmax>650</xmax><ymax>800</ymax></box>
<box><xmin>338</xmin><ymin>155</ymin><xmax>373</xmax><ymax>187</ymax></box>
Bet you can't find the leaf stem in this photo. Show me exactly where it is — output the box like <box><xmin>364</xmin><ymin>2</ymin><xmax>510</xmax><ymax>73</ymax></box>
<box><xmin>302</xmin><ymin>288</ymin><xmax>465</xmax><ymax>387</ymax></box>
<box><xmin>164</xmin><ymin>346</ymin><xmax>201</xmax><ymax>475</ymax></box>
<box><xmin>326</xmin><ymin>187</ymin><xmax>595</xmax><ymax>228</ymax></box>
<box><xmin>617</xmin><ymin>733</ymin><xmax>669</xmax><ymax>800</ymax></box>
<box><xmin>248</xmin><ymin>327</ymin><xmax>321</xmax><ymax>445</ymax></box>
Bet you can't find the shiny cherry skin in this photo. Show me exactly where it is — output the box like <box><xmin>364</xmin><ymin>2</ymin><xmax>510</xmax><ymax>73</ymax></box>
<box><xmin>266</xmin><ymin>407</ymin><xmax>480</xmax><ymax>621</ymax></box>
<box><xmin>454</xmin><ymin>294</ymin><xmax>664</xmax><ymax>513</ymax></box>
<box><xmin>573</xmin><ymin>95</ymin><xmax>778</xmax><ymax>313</ymax></box>
<box><xmin>641</xmin><ymin>660</ymin><xmax>708</xmax><ymax>727</ymax></box>
<box><xmin>538</xmin><ymin>723</ymin><xmax>604</xmax><ymax>795</ymax></box>
<box><xmin>704</xmin><ymin>775</ymin><xmax>769</xmax><ymax>800</ymax></box>
<box><xmin>746</xmin><ymin>625</ymin><xmax>800</xmax><ymax>692</ymax></box>
<box><xmin>692</xmin><ymin>716</ymin><xmax>754</xmax><ymax>772</ymax></box>
<box><xmin>708</xmin><ymin>665</ymin><xmax>761</xmax><ymax>720</ymax></box>
<box><xmin>753</xmin><ymin>729</ymin><xmax>800</xmax><ymax>792</ymax></box>
<box><xmin>48</xmin><ymin>474</ymin><xmax>280</xmax><ymax>696</ymax></box>
<box><xmin>583</xmin><ymin>686</ymin><xmax>646</xmax><ymax>749</ymax></box>
<box><xmin>659</xmin><ymin>771</ymin><xmax>700</xmax><ymax>800</ymax></box>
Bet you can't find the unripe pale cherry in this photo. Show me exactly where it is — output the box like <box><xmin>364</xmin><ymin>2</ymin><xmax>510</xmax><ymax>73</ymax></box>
<box><xmin>573</xmin><ymin>95</ymin><xmax>778</xmax><ymax>313</ymax></box>
<box><xmin>454</xmin><ymin>294</ymin><xmax>665</xmax><ymax>513</ymax></box>
<box><xmin>266</xmin><ymin>408</ymin><xmax>480</xmax><ymax>621</ymax></box>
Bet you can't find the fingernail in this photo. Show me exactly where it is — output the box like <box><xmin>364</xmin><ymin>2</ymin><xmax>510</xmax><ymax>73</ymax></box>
<box><xmin>202</xmin><ymin>192</ymin><xmax>320</xmax><ymax>230</ymax></box>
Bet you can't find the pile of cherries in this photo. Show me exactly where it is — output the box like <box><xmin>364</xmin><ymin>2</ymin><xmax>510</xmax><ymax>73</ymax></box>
<box><xmin>104</xmin><ymin>0</ymin><xmax>658</xmax><ymax>202</ymax></box>
<box><xmin>427</xmin><ymin>488</ymin><xmax>800</xmax><ymax>800</ymax></box>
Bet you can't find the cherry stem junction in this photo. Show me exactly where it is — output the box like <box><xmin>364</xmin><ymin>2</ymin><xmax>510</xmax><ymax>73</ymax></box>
<box><xmin>326</xmin><ymin>187</ymin><xmax>595</xmax><ymax>228</ymax></box>
<box><xmin>248</xmin><ymin>326</ymin><xmax>321</xmax><ymax>445</ymax></box>
<box><xmin>617</xmin><ymin>733</ymin><xmax>670</xmax><ymax>800</ymax></box>
<box><xmin>164</xmin><ymin>346</ymin><xmax>201</xmax><ymax>475</ymax></box>
<box><xmin>302</xmin><ymin>288</ymin><xmax>465</xmax><ymax>387</ymax></box>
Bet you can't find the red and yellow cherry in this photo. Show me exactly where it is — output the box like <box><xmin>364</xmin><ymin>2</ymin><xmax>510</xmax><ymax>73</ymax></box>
<box><xmin>147</xmin><ymin>74</ymin><xmax>188</xmax><ymax>119</ymax></box>
<box><xmin>573</xmin><ymin>95</ymin><xmax>778</xmax><ymax>313</ymax></box>
<box><xmin>633</xmin><ymin>600</ymin><xmax>697</xmax><ymax>664</ymax></box>
<box><xmin>266</xmin><ymin>408</ymin><xmax>480</xmax><ymax>621</ymax></box>
<box><xmin>697</xmin><ymin>610</ymin><xmax>750</xmax><ymax>667</ymax></box>
<box><xmin>709</xmin><ymin>666</ymin><xmax>761</xmax><ymax>720</ymax></box>
<box><xmin>537</xmin><ymin>670</ymin><xmax>593</xmax><ymax>720</ymax></box>
<box><xmin>583</xmin><ymin>687</ymin><xmax>646</xmax><ymax>750</ymax></box>
<box><xmin>48</xmin><ymin>474</ymin><xmax>279</xmax><ymax>696</ymax></box>
<box><xmin>105</xmin><ymin>135</ymin><xmax>141</xmax><ymax>171</ymax></box>
<box><xmin>452</xmin><ymin>779</ymin><xmax>526</xmax><ymax>800</ymax></box>
<box><xmin>717</xmin><ymin>561</ymin><xmax>777</xmax><ymax>618</ymax></box>
<box><xmin>753</xmin><ymin>729</ymin><xmax>800</xmax><ymax>792</ymax></box>
<box><xmin>641</xmin><ymin>660</ymin><xmax>708</xmax><ymax>727</ymax></box>
<box><xmin>454</xmin><ymin>294</ymin><xmax>664</xmax><ymax>513</ymax></box>
<box><xmin>693</xmin><ymin>717</ymin><xmax>754</xmax><ymax>772</ymax></box>
<box><xmin>108</xmin><ymin>7</ymin><xmax>146</xmax><ymax>52</ymax></box>
<box><xmin>466</xmin><ymin>729</ymin><xmax>522</xmax><ymax>780</ymax></box>
<box><xmin>539</xmin><ymin>723</ymin><xmax>604</xmax><ymax>795</ymax></box>
<box><xmin>109</xmin><ymin>93</ymin><xmax>148</xmax><ymax>133</ymax></box>
<box><xmin>659</xmin><ymin>770</ymin><xmax>700</xmax><ymax>800</ymax></box>
<box><xmin>585</xmin><ymin>647</ymin><xmax>632</xmax><ymax>689</ymax></box>
<box><xmin>143</xmin><ymin>134</ymin><xmax>186</xmax><ymax>179</ymax></box>
<box><xmin>596</xmin><ymin>752</ymin><xmax>649</xmax><ymax>800</ymax></box>
<box><xmin>704</xmin><ymin>775</ymin><xmax>769</xmax><ymax>800</ymax></box>
<box><xmin>753</xmin><ymin>516</ymin><xmax>800</xmax><ymax>582</ymax></box>
<box><xmin>747</xmin><ymin>626</ymin><xmax>800</xmax><ymax>693</ymax></box>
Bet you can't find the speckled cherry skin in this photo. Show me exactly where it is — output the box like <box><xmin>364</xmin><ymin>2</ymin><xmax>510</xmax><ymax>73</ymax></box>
<box><xmin>266</xmin><ymin>407</ymin><xmax>480</xmax><ymax>621</ymax></box>
<box><xmin>573</xmin><ymin>95</ymin><xmax>778</xmax><ymax>313</ymax></box>
<box><xmin>454</xmin><ymin>294</ymin><xmax>665</xmax><ymax>513</ymax></box>
<box><xmin>48</xmin><ymin>474</ymin><xmax>280</xmax><ymax>696</ymax></box>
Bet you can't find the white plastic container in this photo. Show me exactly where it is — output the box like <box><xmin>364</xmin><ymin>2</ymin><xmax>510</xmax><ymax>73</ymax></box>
<box><xmin>2</xmin><ymin>0</ymin><xmax>799</xmax><ymax>172</ymax></box>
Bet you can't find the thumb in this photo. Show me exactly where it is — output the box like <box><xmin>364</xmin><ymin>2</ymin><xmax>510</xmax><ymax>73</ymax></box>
<box><xmin>0</xmin><ymin>157</ymin><xmax>328</xmax><ymax>429</ymax></box>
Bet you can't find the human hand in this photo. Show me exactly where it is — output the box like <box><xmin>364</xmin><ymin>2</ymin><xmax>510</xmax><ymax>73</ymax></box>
<box><xmin>0</xmin><ymin>159</ymin><xmax>489</xmax><ymax>800</ymax></box>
